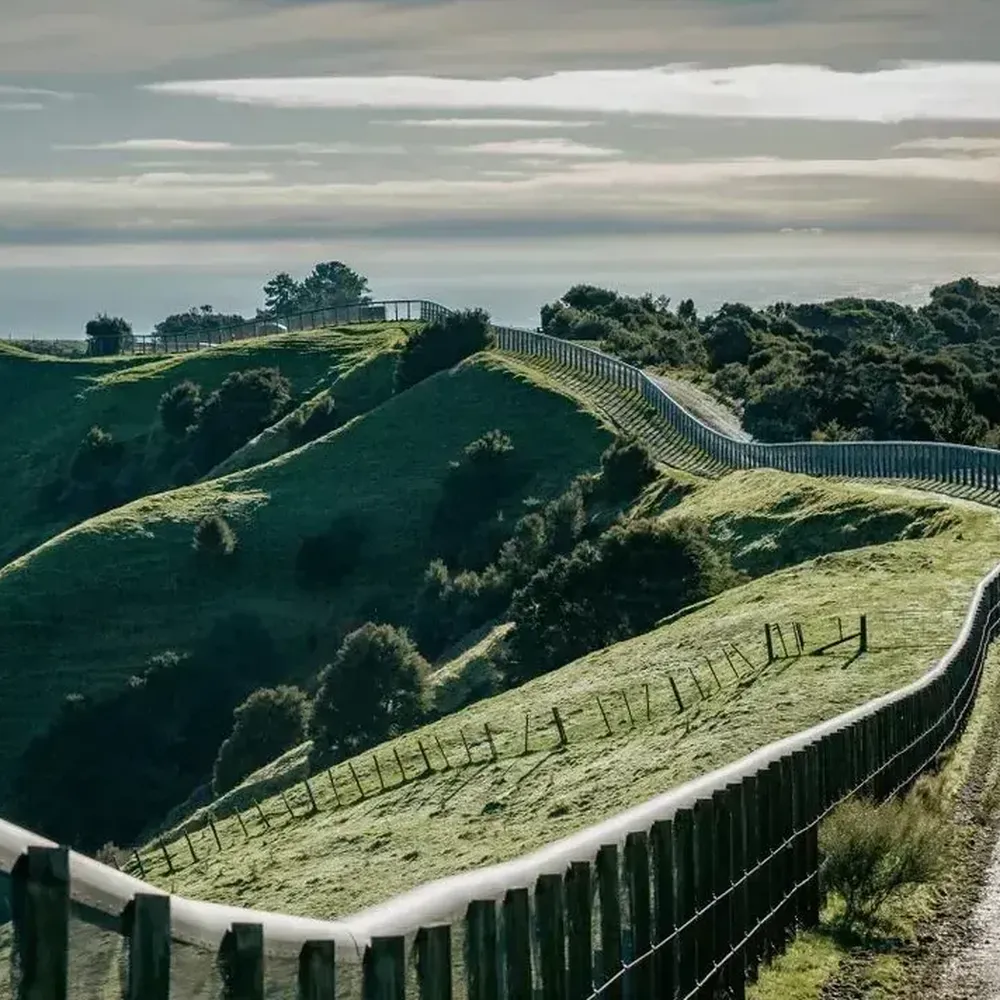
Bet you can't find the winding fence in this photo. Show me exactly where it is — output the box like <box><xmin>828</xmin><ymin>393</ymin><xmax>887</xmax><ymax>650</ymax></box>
<box><xmin>5</xmin><ymin>298</ymin><xmax>1000</xmax><ymax>998</ymax></box>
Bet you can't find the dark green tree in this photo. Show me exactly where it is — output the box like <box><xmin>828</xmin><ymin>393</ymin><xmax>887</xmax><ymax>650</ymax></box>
<box><xmin>309</xmin><ymin>623</ymin><xmax>428</xmax><ymax>763</ymax></box>
<box><xmin>159</xmin><ymin>380</ymin><xmax>203</xmax><ymax>438</ymax></box>
<box><xmin>85</xmin><ymin>313</ymin><xmax>133</xmax><ymax>356</ymax></box>
<box><xmin>395</xmin><ymin>309</ymin><xmax>494</xmax><ymax>391</ymax></box>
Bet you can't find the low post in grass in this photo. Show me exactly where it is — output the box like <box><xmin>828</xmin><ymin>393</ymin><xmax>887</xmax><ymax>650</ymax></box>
<box><xmin>704</xmin><ymin>657</ymin><xmax>722</xmax><ymax>689</ymax></box>
<box><xmin>236</xmin><ymin>810</ymin><xmax>250</xmax><ymax>840</ymax></box>
<box><xmin>669</xmin><ymin>675</ymin><xmax>685</xmax><ymax>713</ymax></box>
<box><xmin>208</xmin><ymin>815</ymin><xmax>223</xmax><ymax>850</ymax></box>
<box><xmin>158</xmin><ymin>840</ymin><xmax>174</xmax><ymax>873</ymax></box>
<box><xmin>596</xmin><ymin>695</ymin><xmax>613</xmax><ymax>736</ymax></box>
<box><xmin>730</xmin><ymin>642</ymin><xmax>755</xmax><ymax>671</ymax></box>
<box><xmin>326</xmin><ymin>769</ymin><xmax>343</xmax><ymax>807</ymax></box>
<box><xmin>860</xmin><ymin>614</ymin><xmax>869</xmax><ymax>653</ymax></box>
<box><xmin>183</xmin><ymin>831</ymin><xmax>199</xmax><ymax>863</ymax></box>
<box><xmin>523</xmin><ymin>713</ymin><xmax>530</xmax><ymax>755</ymax></box>
<box><xmin>252</xmin><ymin>797</ymin><xmax>271</xmax><ymax>829</ymax></box>
<box><xmin>303</xmin><ymin>779</ymin><xmax>319</xmax><ymax>814</ymax></box>
<box><xmin>460</xmin><ymin>727</ymin><xmax>473</xmax><ymax>764</ymax></box>
<box><xmin>434</xmin><ymin>734</ymin><xmax>451</xmax><ymax>769</ymax></box>
<box><xmin>484</xmin><ymin>723</ymin><xmax>498</xmax><ymax>762</ymax></box>
<box><xmin>392</xmin><ymin>747</ymin><xmax>407</xmax><ymax>782</ymax></box>
<box><xmin>644</xmin><ymin>682</ymin><xmax>651</xmax><ymax>721</ymax></box>
<box><xmin>280</xmin><ymin>790</ymin><xmax>295</xmax><ymax>818</ymax></box>
<box><xmin>552</xmin><ymin>706</ymin><xmax>568</xmax><ymax>747</ymax></box>
<box><xmin>764</xmin><ymin>624</ymin><xmax>775</xmax><ymax>664</ymax></box>
<box><xmin>132</xmin><ymin>850</ymin><xmax>147</xmax><ymax>879</ymax></box>
<box><xmin>372</xmin><ymin>754</ymin><xmax>386</xmax><ymax>791</ymax></box>
<box><xmin>721</xmin><ymin>647</ymin><xmax>740</xmax><ymax>679</ymax></box>
<box><xmin>349</xmin><ymin>762</ymin><xmax>366</xmax><ymax>798</ymax></box>
<box><xmin>621</xmin><ymin>690</ymin><xmax>636</xmax><ymax>729</ymax></box>
<box><xmin>417</xmin><ymin>739</ymin><xmax>433</xmax><ymax>775</ymax></box>
<box><xmin>687</xmin><ymin>666</ymin><xmax>705</xmax><ymax>700</ymax></box>
<box><xmin>775</xmin><ymin>624</ymin><xmax>789</xmax><ymax>659</ymax></box>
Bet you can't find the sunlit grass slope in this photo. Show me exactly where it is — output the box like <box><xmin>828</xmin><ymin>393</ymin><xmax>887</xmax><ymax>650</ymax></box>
<box><xmin>0</xmin><ymin>325</ymin><xmax>410</xmax><ymax>565</ymax></box>
<box><xmin>132</xmin><ymin>471</ymin><xmax>1000</xmax><ymax>920</ymax></box>
<box><xmin>0</xmin><ymin>353</ymin><xmax>614</xmax><ymax>796</ymax></box>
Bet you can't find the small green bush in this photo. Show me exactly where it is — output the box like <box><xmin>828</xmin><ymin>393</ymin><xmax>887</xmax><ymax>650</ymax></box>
<box><xmin>820</xmin><ymin>796</ymin><xmax>949</xmax><ymax>932</ymax></box>
<box><xmin>295</xmin><ymin>513</ymin><xmax>367</xmax><ymax>589</ymax></box>
<box><xmin>212</xmin><ymin>686</ymin><xmax>310</xmax><ymax>795</ymax></box>
<box><xmin>69</xmin><ymin>426</ymin><xmax>124</xmax><ymax>482</ymax></box>
<box><xmin>599</xmin><ymin>437</ymin><xmax>658</xmax><ymax>501</ymax></box>
<box><xmin>309</xmin><ymin>623</ymin><xmax>428</xmax><ymax>764</ymax></box>
<box><xmin>193</xmin><ymin>513</ymin><xmax>238</xmax><ymax>559</ymax></box>
<box><xmin>395</xmin><ymin>308</ymin><xmax>495</xmax><ymax>391</ymax></box>
<box><xmin>159</xmin><ymin>380</ymin><xmax>203</xmax><ymax>438</ymax></box>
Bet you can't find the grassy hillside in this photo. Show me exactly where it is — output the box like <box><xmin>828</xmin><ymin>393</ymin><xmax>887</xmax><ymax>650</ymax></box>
<box><xmin>128</xmin><ymin>471</ymin><xmax>1000</xmax><ymax>920</ymax></box>
<box><xmin>0</xmin><ymin>353</ymin><xmax>613</xmax><ymax>800</ymax></box>
<box><xmin>0</xmin><ymin>325</ymin><xmax>408</xmax><ymax>566</ymax></box>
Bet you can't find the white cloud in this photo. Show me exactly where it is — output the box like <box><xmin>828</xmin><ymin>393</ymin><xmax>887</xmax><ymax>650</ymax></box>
<box><xmin>893</xmin><ymin>136</ymin><xmax>1000</xmax><ymax>153</ymax></box>
<box><xmin>376</xmin><ymin>117</ymin><xmax>598</xmax><ymax>129</ymax></box>
<box><xmin>0</xmin><ymin>102</ymin><xmax>45</xmax><ymax>112</ymax></box>
<box><xmin>454</xmin><ymin>138</ymin><xmax>619</xmax><ymax>158</ymax></box>
<box><xmin>56</xmin><ymin>139</ymin><xmax>408</xmax><ymax>155</ymax></box>
<box><xmin>128</xmin><ymin>171</ymin><xmax>275</xmax><ymax>185</ymax></box>
<box><xmin>0</xmin><ymin>84</ymin><xmax>74</xmax><ymax>101</ymax></box>
<box><xmin>143</xmin><ymin>61</ymin><xmax>1000</xmax><ymax>123</ymax></box>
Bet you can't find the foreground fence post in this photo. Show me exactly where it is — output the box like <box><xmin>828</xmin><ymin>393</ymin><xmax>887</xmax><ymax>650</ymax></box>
<box><xmin>12</xmin><ymin>845</ymin><xmax>70</xmax><ymax>1000</ymax></box>
<box><xmin>299</xmin><ymin>941</ymin><xmax>337</xmax><ymax>1000</ymax></box>
<box><xmin>125</xmin><ymin>893</ymin><xmax>171</xmax><ymax>1000</ymax></box>
<box><xmin>651</xmin><ymin>819</ymin><xmax>677</xmax><ymax>1000</ymax></box>
<box><xmin>219</xmin><ymin>923</ymin><xmax>264</xmax><ymax>1000</ymax></box>
<box><xmin>536</xmin><ymin>874</ymin><xmax>566</xmax><ymax>1000</ymax></box>
<box><xmin>503</xmin><ymin>889</ymin><xmax>533</xmax><ymax>1000</ymax></box>
<box><xmin>566</xmin><ymin>862</ymin><xmax>593</xmax><ymax>1000</ymax></box>
<box><xmin>416</xmin><ymin>926</ymin><xmax>451</xmax><ymax>1000</ymax></box>
<box><xmin>466</xmin><ymin>900</ymin><xmax>499</xmax><ymax>1000</ymax></box>
<box><xmin>364</xmin><ymin>936</ymin><xmax>406</xmax><ymax>1000</ymax></box>
<box><xmin>595</xmin><ymin>845</ymin><xmax>623</xmax><ymax>1000</ymax></box>
<box><xmin>624</xmin><ymin>832</ymin><xmax>652</xmax><ymax>1000</ymax></box>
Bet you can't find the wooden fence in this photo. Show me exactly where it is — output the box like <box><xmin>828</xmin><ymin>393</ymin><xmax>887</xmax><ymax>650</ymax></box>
<box><xmin>5</xmin><ymin>299</ymin><xmax>1000</xmax><ymax>997</ymax></box>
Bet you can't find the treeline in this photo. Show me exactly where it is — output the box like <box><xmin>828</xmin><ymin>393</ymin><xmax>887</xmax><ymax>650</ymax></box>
<box><xmin>540</xmin><ymin>277</ymin><xmax>1000</xmax><ymax>446</ymax></box>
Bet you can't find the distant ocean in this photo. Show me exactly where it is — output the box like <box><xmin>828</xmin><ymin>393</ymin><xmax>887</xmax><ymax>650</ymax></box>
<box><xmin>2</xmin><ymin>232</ymin><xmax>999</xmax><ymax>340</ymax></box>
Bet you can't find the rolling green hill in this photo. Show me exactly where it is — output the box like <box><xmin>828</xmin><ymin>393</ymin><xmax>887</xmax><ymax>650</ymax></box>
<box><xmin>0</xmin><ymin>352</ymin><xmax>614</xmax><ymax>804</ymax></box>
<box><xmin>129</xmin><ymin>470</ymin><xmax>1000</xmax><ymax>919</ymax></box>
<box><xmin>0</xmin><ymin>324</ymin><xmax>408</xmax><ymax>567</ymax></box>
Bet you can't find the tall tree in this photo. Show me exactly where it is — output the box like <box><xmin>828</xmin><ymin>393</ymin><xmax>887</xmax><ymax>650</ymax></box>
<box><xmin>298</xmin><ymin>261</ymin><xmax>371</xmax><ymax>311</ymax></box>
<box><xmin>262</xmin><ymin>272</ymin><xmax>299</xmax><ymax>318</ymax></box>
<box><xmin>85</xmin><ymin>313</ymin><xmax>133</xmax><ymax>356</ymax></box>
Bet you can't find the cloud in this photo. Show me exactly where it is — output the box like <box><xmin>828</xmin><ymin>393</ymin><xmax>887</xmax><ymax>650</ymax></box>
<box><xmin>376</xmin><ymin>117</ymin><xmax>598</xmax><ymax>129</ymax></box>
<box><xmin>893</xmin><ymin>136</ymin><xmax>1000</xmax><ymax>153</ymax></box>
<box><xmin>0</xmin><ymin>84</ymin><xmax>74</xmax><ymax>100</ymax></box>
<box><xmin>56</xmin><ymin>139</ymin><xmax>408</xmax><ymax>155</ymax></box>
<box><xmin>128</xmin><ymin>171</ymin><xmax>276</xmax><ymax>185</ymax></box>
<box><xmin>453</xmin><ymin>138</ymin><xmax>619</xmax><ymax>158</ymax></box>
<box><xmin>143</xmin><ymin>61</ymin><xmax>1000</xmax><ymax>123</ymax></box>
<box><xmin>0</xmin><ymin>102</ymin><xmax>46</xmax><ymax>112</ymax></box>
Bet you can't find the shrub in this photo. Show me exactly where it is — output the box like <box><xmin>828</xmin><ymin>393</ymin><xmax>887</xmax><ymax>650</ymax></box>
<box><xmin>192</xmin><ymin>367</ymin><xmax>293</xmax><ymax>469</ymax></box>
<box><xmin>599</xmin><ymin>437</ymin><xmax>658</xmax><ymax>501</ymax></box>
<box><xmin>159</xmin><ymin>380</ymin><xmax>203</xmax><ymax>438</ymax></box>
<box><xmin>85</xmin><ymin>313</ymin><xmax>133</xmax><ymax>356</ymax></box>
<box><xmin>395</xmin><ymin>308</ymin><xmax>495</xmax><ymax>391</ymax></box>
<box><xmin>193</xmin><ymin>513</ymin><xmax>237</xmax><ymax>559</ymax></box>
<box><xmin>506</xmin><ymin>517</ymin><xmax>732</xmax><ymax>683</ymax></box>
<box><xmin>309</xmin><ymin>623</ymin><xmax>428</xmax><ymax>764</ymax></box>
<box><xmin>69</xmin><ymin>425</ymin><xmax>124</xmax><ymax>482</ymax></box>
<box><xmin>212</xmin><ymin>686</ymin><xmax>310</xmax><ymax>795</ymax></box>
<box><xmin>290</xmin><ymin>393</ymin><xmax>340</xmax><ymax>446</ymax></box>
<box><xmin>295</xmin><ymin>513</ymin><xmax>367</xmax><ymax>589</ymax></box>
<box><xmin>820</xmin><ymin>797</ymin><xmax>949</xmax><ymax>932</ymax></box>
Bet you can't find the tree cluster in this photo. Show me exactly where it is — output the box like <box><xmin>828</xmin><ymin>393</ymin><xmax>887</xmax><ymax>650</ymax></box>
<box><xmin>540</xmin><ymin>278</ymin><xmax>1000</xmax><ymax>446</ymax></box>
<box><xmin>260</xmin><ymin>261</ymin><xmax>371</xmax><ymax>319</ymax></box>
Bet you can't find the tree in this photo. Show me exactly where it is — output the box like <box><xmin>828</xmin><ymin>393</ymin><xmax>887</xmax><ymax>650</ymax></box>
<box><xmin>309</xmin><ymin>623</ymin><xmax>428</xmax><ymax>763</ymax></box>
<box><xmin>297</xmin><ymin>261</ymin><xmax>371</xmax><ymax>311</ymax></box>
<box><xmin>212</xmin><ymin>686</ymin><xmax>310</xmax><ymax>795</ymax></box>
<box><xmin>159</xmin><ymin>380</ymin><xmax>203</xmax><ymax>438</ymax></box>
<box><xmin>599</xmin><ymin>438</ymin><xmax>658</xmax><ymax>500</ymax></box>
<box><xmin>262</xmin><ymin>272</ymin><xmax>299</xmax><ymax>318</ymax></box>
<box><xmin>192</xmin><ymin>367</ymin><xmax>292</xmax><ymax>469</ymax></box>
<box><xmin>193</xmin><ymin>513</ymin><xmax>237</xmax><ymax>560</ymax></box>
<box><xmin>85</xmin><ymin>313</ymin><xmax>133</xmax><ymax>356</ymax></box>
<box><xmin>69</xmin><ymin>426</ymin><xmax>124</xmax><ymax>482</ymax></box>
<box><xmin>395</xmin><ymin>309</ymin><xmax>495</xmax><ymax>391</ymax></box>
<box><xmin>153</xmin><ymin>306</ymin><xmax>246</xmax><ymax>346</ymax></box>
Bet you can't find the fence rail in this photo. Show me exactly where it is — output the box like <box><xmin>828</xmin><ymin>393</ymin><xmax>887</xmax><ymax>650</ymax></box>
<box><xmin>5</xmin><ymin>295</ymin><xmax>1000</xmax><ymax>997</ymax></box>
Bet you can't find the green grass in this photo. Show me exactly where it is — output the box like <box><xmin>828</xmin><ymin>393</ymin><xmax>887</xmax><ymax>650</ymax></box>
<box><xmin>124</xmin><ymin>471</ymin><xmax>1000</xmax><ymax>920</ymax></box>
<box><xmin>0</xmin><ymin>325</ymin><xmax>410</xmax><ymax>566</ymax></box>
<box><xmin>0</xmin><ymin>352</ymin><xmax>614</xmax><ymax>798</ymax></box>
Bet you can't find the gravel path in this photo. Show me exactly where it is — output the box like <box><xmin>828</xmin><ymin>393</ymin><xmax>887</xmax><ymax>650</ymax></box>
<box><xmin>646</xmin><ymin>372</ymin><xmax>752</xmax><ymax>442</ymax></box>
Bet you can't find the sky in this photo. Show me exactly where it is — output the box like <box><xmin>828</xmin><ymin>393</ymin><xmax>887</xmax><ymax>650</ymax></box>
<box><xmin>3</xmin><ymin>0</ymin><xmax>1000</xmax><ymax>337</ymax></box>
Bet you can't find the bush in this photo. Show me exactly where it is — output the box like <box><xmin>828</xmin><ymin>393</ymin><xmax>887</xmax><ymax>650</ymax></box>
<box><xmin>290</xmin><ymin>393</ymin><xmax>340</xmax><ymax>446</ymax></box>
<box><xmin>599</xmin><ymin>438</ymin><xmax>658</xmax><ymax>501</ymax></box>
<box><xmin>309</xmin><ymin>623</ymin><xmax>428</xmax><ymax>763</ymax></box>
<box><xmin>193</xmin><ymin>513</ymin><xmax>237</xmax><ymax>559</ymax></box>
<box><xmin>820</xmin><ymin>796</ymin><xmax>949</xmax><ymax>932</ymax></box>
<box><xmin>212</xmin><ymin>686</ymin><xmax>310</xmax><ymax>795</ymax></box>
<box><xmin>85</xmin><ymin>313</ymin><xmax>133</xmax><ymax>356</ymax></box>
<box><xmin>295</xmin><ymin>513</ymin><xmax>367</xmax><ymax>589</ymax></box>
<box><xmin>506</xmin><ymin>517</ymin><xmax>732</xmax><ymax>683</ymax></box>
<box><xmin>159</xmin><ymin>380</ymin><xmax>203</xmax><ymax>438</ymax></box>
<box><xmin>395</xmin><ymin>308</ymin><xmax>495</xmax><ymax>391</ymax></box>
<box><xmin>192</xmin><ymin>367</ymin><xmax>292</xmax><ymax>470</ymax></box>
<box><xmin>69</xmin><ymin>425</ymin><xmax>124</xmax><ymax>482</ymax></box>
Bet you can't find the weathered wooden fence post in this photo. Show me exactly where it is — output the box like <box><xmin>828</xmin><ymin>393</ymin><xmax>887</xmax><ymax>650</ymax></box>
<box><xmin>536</xmin><ymin>874</ymin><xmax>566</xmax><ymax>1000</ymax></box>
<box><xmin>566</xmin><ymin>861</ymin><xmax>593</xmax><ymax>1000</ymax></box>
<box><xmin>503</xmin><ymin>889</ymin><xmax>533</xmax><ymax>1000</ymax></box>
<box><xmin>219</xmin><ymin>923</ymin><xmax>265</xmax><ymax>1000</ymax></box>
<box><xmin>364</xmin><ymin>936</ymin><xmax>406</xmax><ymax>1000</ymax></box>
<box><xmin>12</xmin><ymin>845</ymin><xmax>70</xmax><ymax>1000</ymax></box>
<box><xmin>416</xmin><ymin>925</ymin><xmax>451</xmax><ymax>1000</ymax></box>
<box><xmin>595</xmin><ymin>845</ymin><xmax>623</xmax><ymax>1000</ymax></box>
<box><xmin>624</xmin><ymin>832</ymin><xmax>652</xmax><ymax>1000</ymax></box>
<box><xmin>299</xmin><ymin>941</ymin><xmax>337</xmax><ymax>1000</ymax></box>
<box><xmin>125</xmin><ymin>892</ymin><xmax>171</xmax><ymax>1000</ymax></box>
<box><xmin>466</xmin><ymin>900</ymin><xmax>499</xmax><ymax>1000</ymax></box>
